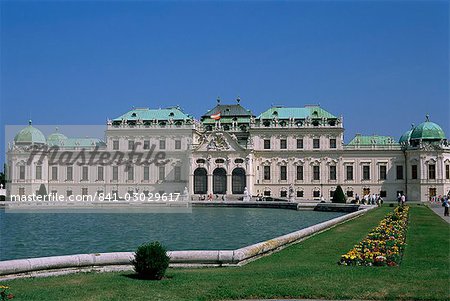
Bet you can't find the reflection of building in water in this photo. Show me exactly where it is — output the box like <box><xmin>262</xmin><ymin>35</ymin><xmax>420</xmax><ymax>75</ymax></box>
<box><xmin>6</xmin><ymin>99</ymin><xmax>450</xmax><ymax>201</ymax></box>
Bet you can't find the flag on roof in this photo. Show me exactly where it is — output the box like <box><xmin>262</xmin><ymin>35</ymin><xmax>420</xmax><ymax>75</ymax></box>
<box><xmin>210</xmin><ymin>112</ymin><xmax>221</xmax><ymax>120</ymax></box>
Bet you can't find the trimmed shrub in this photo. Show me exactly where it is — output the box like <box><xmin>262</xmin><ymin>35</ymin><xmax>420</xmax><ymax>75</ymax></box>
<box><xmin>332</xmin><ymin>185</ymin><xmax>346</xmax><ymax>203</ymax></box>
<box><xmin>131</xmin><ymin>241</ymin><xmax>170</xmax><ymax>280</ymax></box>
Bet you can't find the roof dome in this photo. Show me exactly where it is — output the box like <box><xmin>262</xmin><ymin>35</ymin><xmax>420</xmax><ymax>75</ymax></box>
<box><xmin>399</xmin><ymin>124</ymin><xmax>415</xmax><ymax>144</ymax></box>
<box><xmin>47</xmin><ymin>127</ymin><xmax>67</xmax><ymax>145</ymax></box>
<box><xmin>399</xmin><ymin>130</ymin><xmax>412</xmax><ymax>144</ymax></box>
<box><xmin>14</xmin><ymin>120</ymin><xmax>46</xmax><ymax>144</ymax></box>
<box><xmin>410</xmin><ymin>116</ymin><xmax>446</xmax><ymax>141</ymax></box>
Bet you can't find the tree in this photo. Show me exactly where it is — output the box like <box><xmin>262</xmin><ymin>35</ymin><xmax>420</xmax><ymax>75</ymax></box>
<box><xmin>332</xmin><ymin>185</ymin><xmax>346</xmax><ymax>203</ymax></box>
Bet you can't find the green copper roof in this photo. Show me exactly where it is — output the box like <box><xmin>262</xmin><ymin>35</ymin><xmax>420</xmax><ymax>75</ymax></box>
<box><xmin>14</xmin><ymin>121</ymin><xmax>46</xmax><ymax>144</ymax></box>
<box><xmin>48</xmin><ymin>137</ymin><xmax>105</xmax><ymax>148</ymax></box>
<box><xmin>348</xmin><ymin>134</ymin><xmax>399</xmax><ymax>146</ymax></box>
<box><xmin>113</xmin><ymin>107</ymin><xmax>192</xmax><ymax>121</ymax></box>
<box><xmin>257</xmin><ymin>105</ymin><xmax>337</xmax><ymax>119</ymax></box>
<box><xmin>410</xmin><ymin>117</ymin><xmax>446</xmax><ymax>141</ymax></box>
<box><xmin>399</xmin><ymin>129</ymin><xmax>412</xmax><ymax>144</ymax></box>
<box><xmin>47</xmin><ymin>128</ymin><xmax>68</xmax><ymax>143</ymax></box>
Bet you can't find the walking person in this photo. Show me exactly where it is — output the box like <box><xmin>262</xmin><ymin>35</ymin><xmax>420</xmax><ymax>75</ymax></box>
<box><xmin>401</xmin><ymin>194</ymin><xmax>406</xmax><ymax>206</ymax></box>
<box><xmin>443</xmin><ymin>197</ymin><xmax>449</xmax><ymax>217</ymax></box>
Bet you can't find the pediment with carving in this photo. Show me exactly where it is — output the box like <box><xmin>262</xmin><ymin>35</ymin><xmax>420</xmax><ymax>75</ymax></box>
<box><xmin>195</xmin><ymin>131</ymin><xmax>246</xmax><ymax>152</ymax></box>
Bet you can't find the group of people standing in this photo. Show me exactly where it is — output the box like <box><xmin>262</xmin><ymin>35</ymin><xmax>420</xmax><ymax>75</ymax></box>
<box><xmin>197</xmin><ymin>194</ymin><xmax>227</xmax><ymax>201</ymax></box>
<box><xmin>354</xmin><ymin>193</ymin><xmax>383</xmax><ymax>207</ymax></box>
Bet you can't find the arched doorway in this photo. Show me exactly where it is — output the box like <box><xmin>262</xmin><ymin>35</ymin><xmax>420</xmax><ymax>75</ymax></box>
<box><xmin>193</xmin><ymin>168</ymin><xmax>207</xmax><ymax>194</ymax></box>
<box><xmin>232</xmin><ymin>168</ymin><xmax>246</xmax><ymax>194</ymax></box>
<box><xmin>213</xmin><ymin>168</ymin><xmax>227</xmax><ymax>194</ymax></box>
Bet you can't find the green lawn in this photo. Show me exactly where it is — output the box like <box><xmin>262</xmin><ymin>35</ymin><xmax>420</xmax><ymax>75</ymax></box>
<box><xmin>4</xmin><ymin>205</ymin><xmax>450</xmax><ymax>301</ymax></box>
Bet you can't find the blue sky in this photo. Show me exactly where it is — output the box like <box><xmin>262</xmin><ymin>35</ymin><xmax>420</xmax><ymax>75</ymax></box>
<box><xmin>1</xmin><ymin>1</ymin><xmax>448</xmax><ymax>167</ymax></box>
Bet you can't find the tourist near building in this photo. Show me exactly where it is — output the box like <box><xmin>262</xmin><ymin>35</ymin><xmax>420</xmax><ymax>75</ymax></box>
<box><xmin>5</xmin><ymin>98</ymin><xmax>450</xmax><ymax>201</ymax></box>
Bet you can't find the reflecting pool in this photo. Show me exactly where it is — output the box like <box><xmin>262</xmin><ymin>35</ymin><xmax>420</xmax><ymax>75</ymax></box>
<box><xmin>0</xmin><ymin>207</ymin><xmax>345</xmax><ymax>261</ymax></box>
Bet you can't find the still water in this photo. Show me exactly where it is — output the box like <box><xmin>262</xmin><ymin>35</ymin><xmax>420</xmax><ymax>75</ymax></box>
<box><xmin>0</xmin><ymin>207</ymin><xmax>345</xmax><ymax>261</ymax></box>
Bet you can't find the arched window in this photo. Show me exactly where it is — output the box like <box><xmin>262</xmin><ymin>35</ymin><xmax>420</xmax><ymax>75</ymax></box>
<box><xmin>193</xmin><ymin>168</ymin><xmax>207</xmax><ymax>194</ymax></box>
<box><xmin>213</xmin><ymin>168</ymin><xmax>227</xmax><ymax>194</ymax></box>
<box><xmin>232</xmin><ymin>168</ymin><xmax>246</xmax><ymax>194</ymax></box>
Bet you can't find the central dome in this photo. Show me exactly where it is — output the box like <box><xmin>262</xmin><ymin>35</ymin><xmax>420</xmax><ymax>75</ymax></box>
<box><xmin>410</xmin><ymin>116</ymin><xmax>446</xmax><ymax>141</ymax></box>
<box><xmin>47</xmin><ymin>128</ymin><xmax>68</xmax><ymax>146</ymax></box>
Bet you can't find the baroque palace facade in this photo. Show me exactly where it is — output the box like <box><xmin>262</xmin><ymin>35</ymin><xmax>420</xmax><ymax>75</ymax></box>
<box><xmin>6</xmin><ymin>99</ymin><xmax>450</xmax><ymax>201</ymax></box>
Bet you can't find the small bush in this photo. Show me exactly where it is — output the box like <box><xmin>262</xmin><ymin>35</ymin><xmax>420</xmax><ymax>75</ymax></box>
<box><xmin>131</xmin><ymin>241</ymin><xmax>170</xmax><ymax>280</ymax></box>
<box><xmin>332</xmin><ymin>185</ymin><xmax>346</xmax><ymax>203</ymax></box>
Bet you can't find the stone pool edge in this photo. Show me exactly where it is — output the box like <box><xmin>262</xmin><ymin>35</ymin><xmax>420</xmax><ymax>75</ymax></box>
<box><xmin>0</xmin><ymin>206</ymin><xmax>377</xmax><ymax>280</ymax></box>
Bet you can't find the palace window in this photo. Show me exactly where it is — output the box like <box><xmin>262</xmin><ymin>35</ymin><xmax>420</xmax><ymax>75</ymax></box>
<box><xmin>66</xmin><ymin>166</ymin><xmax>73</xmax><ymax>181</ymax></box>
<box><xmin>396</xmin><ymin>165</ymin><xmax>404</xmax><ymax>180</ymax></box>
<box><xmin>174</xmin><ymin>166</ymin><xmax>181</xmax><ymax>181</ymax></box>
<box><xmin>412</xmin><ymin>165</ymin><xmax>418</xmax><ymax>179</ymax></box>
<box><xmin>297</xmin><ymin>138</ymin><xmax>303</xmax><ymax>149</ymax></box>
<box><xmin>446</xmin><ymin>165</ymin><xmax>450</xmax><ymax>180</ymax></box>
<box><xmin>280</xmin><ymin>139</ymin><xmax>287</xmax><ymax>149</ymax></box>
<box><xmin>264</xmin><ymin>166</ymin><xmax>271</xmax><ymax>180</ymax></box>
<box><xmin>128</xmin><ymin>166</ymin><xmax>134</xmax><ymax>181</ymax></box>
<box><xmin>264</xmin><ymin>139</ymin><xmax>271</xmax><ymax>149</ymax></box>
<box><xmin>313</xmin><ymin>138</ymin><xmax>320</xmax><ymax>149</ymax></box>
<box><xmin>143</xmin><ymin>166</ymin><xmax>150</xmax><ymax>181</ymax></box>
<box><xmin>66</xmin><ymin>190</ymin><xmax>72</xmax><ymax>197</ymax></box>
<box><xmin>82</xmin><ymin>188</ymin><xmax>88</xmax><ymax>196</ymax></box>
<box><xmin>97</xmin><ymin>166</ymin><xmax>104</xmax><ymax>181</ymax></box>
<box><xmin>329</xmin><ymin>190</ymin><xmax>335</xmax><ymax>198</ymax></box>
<box><xmin>313</xmin><ymin>166</ymin><xmax>320</xmax><ymax>181</ymax></box>
<box><xmin>52</xmin><ymin>166</ymin><xmax>58</xmax><ymax>181</ymax></box>
<box><xmin>428</xmin><ymin>164</ymin><xmax>436</xmax><ymax>180</ymax></box>
<box><xmin>380</xmin><ymin>191</ymin><xmax>387</xmax><ymax>198</ymax></box>
<box><xmin>296</xmin><ymin>165</ymin><xmax>303</xmax><ymax>181</ymax></box>
<box><xmin>264</xmin><ymin>190</ymin><xmax>271</xmax><ymax>196</ymax></box>
<box><xmin>159</xmin><ymin>139</ymin><xmax>166</xmax><ymax>150</ymax></box>
<box><xmin>143</xmin><ymin>140</ymin><xmax>150</xmax><ymax>150</ymax></box>
<box><xmin>313</xmin><ymin>190</ymin><xmax>320</xmax><ymax>198</ymax></box>
<box><xmin>379</xmin><ymin>165</ymin><xmax>387</xmax><ymax>180</ymax></box>
<box><xmin>346</xmin><ymin>165</ymin><xmax>353</xmax><ymax>180</ymax></box>
<box><xmin>175</xmin><ymin>140</ymin><xmax>182</xmax><ymax>150</ymax></box>
<box><xmin>280</xmin><ymin>191</ymin><xmax>287</xmax><ymax>198</ymax></box>
<box><xmin>113</xmin><ymin>140</ymin><xmax>119</xmax><ymax>150</ymax></box>
<box><xmin>346</xmin><ymin>190</ymin><xmax>354</xmax><ymax>197</ymax></box>
<box><xmin>82</xmin><ymin>166</ymin><xmax>88</xmax><ymax>181</ymax></box>
<box><xmin>280</xmin><ymin>166</ymin><xmax>287</xmax><ymax>181</ymax></box>
<box><xmin>329</xmin><ymin>138</ymin><xmax>337</xmax><ymax>149</ymax></box>
<box><xmin>329</xmin><ymin>165</ymin><xmax>337</xmax><ymax>180</ymax></box>
<box><xmin>112</xmin><ymin>166</ymin><xmax>118</xmax><ymax>181</ymax></box>
<box><xmin>159</xmin><ymin>166</ymin><xmax>165</xmax><ymax>181</ymax></box>
<box><xmin>35</xmin><ymin>165</ymin><xmax>42</xmax><ymax>180</ymax></box>
<box><xmin>18</xmin><ymin>165</ymin><xmax>25</xmax><ymax>180</ymax></box>
<box><xmin>363</xmin><ymin>165</ymin><xmax>370</xmax><ymax>180</ymax></box>
<box><xmin>297</xmin><ymin>190</ymin><xmax>304</xmax><ymax>197</ymax></box>
<box><xmin>128</xmin><ymin>140</ymin><xmax>135</xmax><ymax>150</ymax></box>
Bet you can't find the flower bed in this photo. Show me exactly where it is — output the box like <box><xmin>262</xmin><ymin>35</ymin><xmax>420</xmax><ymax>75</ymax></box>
<box><xmin>339</xmin><ymin>206</ymin><xmax>409</xmax><ymax>266</ymax></box>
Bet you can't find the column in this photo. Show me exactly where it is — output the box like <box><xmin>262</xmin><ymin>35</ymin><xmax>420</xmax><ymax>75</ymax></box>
<box><xmin>227</xmin><ymin>173</ymin><xmax>232</xmax><ymax>195</ymax></box>
<box><xmin>207</xmin><ymin>173</ymin><xmax>213</xmax><ymax>194</ymax></box>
